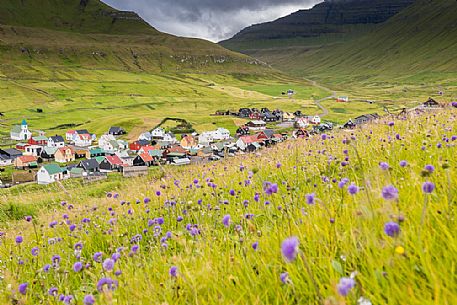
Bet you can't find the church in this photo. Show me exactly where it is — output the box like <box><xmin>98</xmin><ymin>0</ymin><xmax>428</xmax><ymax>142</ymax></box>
<box><xmin>10</xmin><ymin>119</ymin><xmax>32</xmax><ymax>141</ymax></box>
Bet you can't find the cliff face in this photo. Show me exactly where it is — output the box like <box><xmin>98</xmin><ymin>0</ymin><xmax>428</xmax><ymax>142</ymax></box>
<box><xmin>223</xmin><ymin>0</ymin><xmax>415</xmax><ymax>41</ymax></box>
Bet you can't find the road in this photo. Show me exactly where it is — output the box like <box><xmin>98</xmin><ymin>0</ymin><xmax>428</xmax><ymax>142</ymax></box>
<box><xmin>306</xmin><ymin>78</ymin><xmax>336</xmax><ymax>117</ymax></box>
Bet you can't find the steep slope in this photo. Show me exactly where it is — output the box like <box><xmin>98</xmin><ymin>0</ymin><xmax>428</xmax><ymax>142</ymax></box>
<box><xmin>0</xmin><ymin>0</ymin><xmax>157</xmax><ymax>35</ymax></box>
<box><xmin>0</xmin><ymin>0</ymin><xmax>266</xmax><ymax>74</ymax></box>
<box><xmin>221</xmin><ymin>0</ymin><xmax>414</xmax><ymax>52</ymax></box>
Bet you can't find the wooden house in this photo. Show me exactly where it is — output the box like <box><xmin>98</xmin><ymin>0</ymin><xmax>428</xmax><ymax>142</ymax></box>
<box><xmin>14</xmin><ymin>155</ymin><xmax>38</xmax><ymax>169</ymax></box>
<box><xmin>55</xmin><ymin>147</ymin><xmax>75</xmax><ymax>163</ymax></box>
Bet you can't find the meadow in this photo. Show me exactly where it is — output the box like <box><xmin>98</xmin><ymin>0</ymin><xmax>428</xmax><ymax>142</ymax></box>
<box><xmin>0</xmin><ymin>108</ymin><xmax>456</xmax><ymax>304</ymax></box>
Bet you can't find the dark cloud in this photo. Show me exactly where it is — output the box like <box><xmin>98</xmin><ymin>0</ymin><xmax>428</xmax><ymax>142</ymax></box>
<box><xmin>102</xmin><ymin>0</ymin><xmax>320</xmax><ymax>41</ymax></box>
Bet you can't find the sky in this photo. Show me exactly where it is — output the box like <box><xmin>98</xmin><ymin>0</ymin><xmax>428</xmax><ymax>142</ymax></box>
<box><xmin>103</xmin><ymin>0</ymin><xmax>321</xmax><ymax>42</ymax></box>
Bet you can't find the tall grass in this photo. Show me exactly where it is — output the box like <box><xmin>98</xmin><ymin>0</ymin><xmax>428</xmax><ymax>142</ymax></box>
<box><xmin>0</xmin><ymin>109</ymin><xmax>456</xmax><ymax>304</ymax></box>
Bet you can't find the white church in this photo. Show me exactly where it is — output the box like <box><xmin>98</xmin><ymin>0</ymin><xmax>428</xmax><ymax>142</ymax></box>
<box><xmin>10</xmin><ymin>119</ymin><xmax>32</xmax><ymax>141</ymax></box>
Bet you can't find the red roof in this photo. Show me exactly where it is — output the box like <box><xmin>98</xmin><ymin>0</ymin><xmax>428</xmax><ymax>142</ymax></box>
<box><xmin>57</xmin><ymin>146</ymin><xmax>74</xmax><ymax>154</ymax></box>
<box><xmin>140</xmin><ymin>145</ymin><xmax>159</xmax><ymax>153</ymax></box>
<box><xmin>167</xmin><ymin>145</ymin><xmax>188</xmax><ymax>154</ymax></box>
<box><xmin>18</xmin><ymin>155</ymin><xmax>38</xmax><ymax>163</ymax></box>
<box><xmin>139</xmin><ymin>153</ymin><xmax>154</xmax><ymax>162</ymax></box>
<box><xmin>66</xmin><ymin>130</ymin><xmax>76</xmax><ymax>134</ymax></box>
<box><xmin>78</xmin><ymin>134</ymin><xmax>91</xmax><ymax>140</ymax></box>
<box><xmin>105</xmin><ymin>155</ymin><xmax>124</xmax><ymax>166</ymax></box>
<box><xmin>239</xmin><ymin>135</ymin><xmax>259</xmax><ymax>144</ymax></box>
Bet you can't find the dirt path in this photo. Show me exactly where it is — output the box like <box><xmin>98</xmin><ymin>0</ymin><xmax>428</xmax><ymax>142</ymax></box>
<box><xmin>305</xmin><ymin>78</ymin><xmax>336</xmax><ymax>117</ymax></box>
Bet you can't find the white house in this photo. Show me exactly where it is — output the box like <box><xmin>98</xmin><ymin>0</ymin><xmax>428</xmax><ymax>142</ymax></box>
<box><xmin>295</xmin><ymin>117</ymin><xmax>310</xmax><ymax>128</ymax></box>
<box><xmin>138</xmin><ymin>131</ymin><xmax>152</xmax><ymax>141</ymax></box>
<box><xmin>74</xmin><ymin>134</ymin><xmax>93</xmax><ymax>147</ymax></box>
<box><xmin>162</xmin><ymin>133</ymin><xmax>177</xmax><ymax>144</ymax></box>
<box><xmin>246</xmin><ymin>120</ymin><xmax>266</xmax><ymax>131</ymax></box>
<box><xmin>10</xmin><ymin>120</ymin><xmax>32</xmax><ymax>141</ymax></box>
<box><xmin>37</xmin><ymin>164</ymin><xmax>68</xmax><ymax>185</ymax></box>
<box><xmin>310</xmin><ymin>115</ymin><xmax>321</xmax><ymax>125</ymax></box>
<box><xmin>24</xmin><ymin>145</ymin><xmax>43</xmax><ymax>157</ymax></box>
<box><xmin>151</xmin><ymin>127</ymin><xmax>166</xmax><ymax>139</ymax></box>
<box><xmin>99</xmin><ymin>134</ymin><xmax>117</xmax><ymax>150</ymax></box>
<box><xmin>47</xmin><ymin>135</ymin><xmax>65</xmax><ymax>148</ymax></box>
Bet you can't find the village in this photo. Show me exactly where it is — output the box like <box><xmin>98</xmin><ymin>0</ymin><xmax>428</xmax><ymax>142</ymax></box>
<box><xmin>0</xmin><ymin>98</ymin><xmax>445</xmax><ymax>187</ymax></box>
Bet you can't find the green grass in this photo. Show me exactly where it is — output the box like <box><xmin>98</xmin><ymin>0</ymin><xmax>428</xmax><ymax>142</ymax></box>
<box><xmin>240</xmin><ymin>83</ymin><xmax>328</xmax><ymax>100</ymax></box>
<box><xmin>0</xmin><ymin>109</ymin><xmax>456</xmax><ymax>304</ymax></box>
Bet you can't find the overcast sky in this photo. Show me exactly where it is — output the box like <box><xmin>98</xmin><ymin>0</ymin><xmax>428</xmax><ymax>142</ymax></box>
<box><xmin>103</xmin><ymin>0</ymin><xmax>320</xmax><ymax>42</ymax></box>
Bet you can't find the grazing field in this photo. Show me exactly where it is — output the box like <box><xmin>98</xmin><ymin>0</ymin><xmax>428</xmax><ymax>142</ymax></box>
<box><xmin>0</xmin><ymin>108</ymin><xmax>456</xmax><ymax>304</ymax></box>
<box><xmin>0</xmin><ymin>67</ymin><xmax>328</xmax><ymax>142</ymax></box>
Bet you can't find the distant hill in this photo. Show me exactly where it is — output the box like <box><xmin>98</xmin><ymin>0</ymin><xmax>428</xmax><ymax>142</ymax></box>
<box><xmin>221</xmin><ymin>0</ymin><xmax>414</xmax><ymax>50</ymax></box>
<box><xmin>220</xmin><ymin>0</ymin><xmax>457</xmax><ymax>89</ymax></box>
<box><xmin>0</xmin><ymin>0</ymin><xmax>266</xmax><ymax>74</ymax></box>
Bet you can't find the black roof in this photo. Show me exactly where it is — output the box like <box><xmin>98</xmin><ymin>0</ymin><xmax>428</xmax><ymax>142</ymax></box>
<box><xmin>0</xmin><ymin>148</ymin><xmax>23</xmax><ymax>157</ymax></box>
<box><xmin>78</xmin><ymin>159</ymin><xmax>100</xmax><ymax>171</ymax></box>
<box><xmin>76</xmin><ymin>129</ymin><xmax>90</xmax><ymax>135</ymax></box>
<box><xmin>109</xmin><ymin>126</ymin><xmax>124</xmax><ymax>133</ymax></box>
<box><xmin>263</xmin><ymin>129</ymin><xmax>275</xmax><ymax>138</ymax></box>
<box><xmin>50</xmin><ymin>135</ymin><xmax>64</xmax><ymax>142</ymax></box>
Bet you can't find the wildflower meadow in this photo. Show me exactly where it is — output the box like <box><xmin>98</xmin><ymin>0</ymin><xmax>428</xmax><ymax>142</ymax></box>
<box><xmin>1</xmin><ymin>110</ymin><xmax>456</xmax><ymax>304</ymax></box>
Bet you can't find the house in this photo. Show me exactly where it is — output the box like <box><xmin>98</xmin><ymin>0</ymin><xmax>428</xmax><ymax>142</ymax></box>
<box><xmin>133</xmin><ymin>153</ymin><xmax>154</xmax><ymax>167</ymax></box>
<box><xmin>162</xmin><ymin>133</ymin><xmax>177</xmax><ymax>144</ymax></box>
<box><xmin>14</xmin><ymin>155</ymin><xmax>38</xmax><ymax>169</ymax></box>
<box><xmin>165</xmin><ymin>145</ymin><xmax>188</xmax><ymax>157</ymax></box>
<box><xmin>295</xmin><ymin>117</ymin><xmax>309</xmax><ymax>128</ymax></box>
<box><xmin>65</xmin><ymin>130</ymin><xmax>77</xmax><ymax>141</ymax></box>
<box><xmin>99</xmin><ymin>134</ymin><xmax>118</xmax><ymax>151</ymax></box>
<box><xmin>66</xmin><ymin>130</ymin><xmax>95</xmax><ymax>143</ymax></box>
<box><xmin>15</xmin><ymin>143</ymin><xmax>29</xmax><ymax>151</ymax></box>
<box><xmin>55</xmin><ymin>147</ymin><xmax>75</xmax><ymax>163</ymax></box>
<box><xmin>236</xmin><ymin>126</ymin><xmax>250</xmax><ymax>136</ymax></box>
<box><xmin>24</xmin><ymin>145</ymin><xmax>43</xmax><ymax>157</ymax></box>
<box><xmin>180</xmin><ymin>135</ymin><xmax>198</xmax><ymax>149</ymax></box>
<box><xmin>0</xmin><ymin>148</ymin><xmax>22</xmax><ymax>160</ymax></box>
<box><xmin>148</xmin><ymin>149</ymin><xmax>164</xmax><ymax>161</ymax></box>
<box><xmin>421</xmin><ymin>98</ymin><xmax>441</xmax><ymax>109</ymax></box>
<box><xmin>343</xmin><ymin>120</ymin><xmax>356</xmax><ymax>129</ymax></box>
<box><xmin>236</xmin><ymin>135</ymin><xmax>260</xmax><ymax>151</ymax></box>
<box><xmin>282</xmin><ymin>112</ymin><xmax>295</xmax><ymax>122</ymax></box>
<box><xmin>246</xmin><ymin>120</ymin><xmax>266</xmax><ymax>131</ymax></box>
<box><xmin>138</xmin><ymin>131</ymin><xmax>153</xmax><ymax>141</ymax></box>
<box><xmin>309</xmin><ymin>116</ymin><xmax>321</xmax><ymax>125</ymax></box>
<box><xmin>28</xmin><ymin>135</ymin><xmax>48</xmax><ymax>146</ymax></box>
<box><xmin>138</xmin><ymin>145</ymin><xmax>160</xmax><ymax>155</ymax></box>
<box><xmin>108</xmin><ymin>126</ymin><xmax>126</xmax><ymax>136</ymax></box>
<box><xmin>77</xmin><ymin>159</ymin><xmax>100</xmax><ymax>174</ymax></box>
<box><xmin>257</xmin><ymin>129</ymin><xmax>275</xmax><ymax>141</ymax></box>
<box><xmin>129</xmin><ymin>140</ymin><xmax>150</xmax><ymax>152</ymax></box>
<box><xmin>99</xmin><ymin>155</ymin><xmax>127</xmax><ymax>172</ymax></box>
<box><xmin>353</xmin><ymin>113</ymin><xmax>380</xmax><ymax>125</ymax></box>
<box><xmin>0</xmin><ymin>155</ymin><xmax>13</xmax><ymax>167</ymax></box>
<box><xmin>263</xmin><ymin>112</ymin><xmax>278</xmax><ymax>122</ymax></box>
<box><xmin>197</xmin><ymin>146</ymin><xmax>213</xmax><ymax>158</ymax></box>
<box><xmin>86</xmin><ymin>148</ymin><xmax>105</xmax><ymax>159</ymax></box>
<box><xmin>115</xmin><ymin>150</ymin><xmax>134</xmax><ymax>166</ymax></box>
<box><xmin>238</xmin><ymin>108</ymin><xmax>252</xmax><ymax>118</ymax></box>
<box><xmin>151</xmin><ymin>127</ymin><xmax>166</xmax><ymax>139</ymax></box>
<box><xmin>198</xmin><ymin>128</ymin><xmax>231</xmax><ymax>145</ymax></box>
<box><xmin>41</xmin><ymin>146</ymin><xmax>58</xmax><ymax>161</ymax></box>
<box><xmin>249</xmin><ymin>112</ymin><xmax>263</xmax><ymax>120</ymax></box>
<box><xmin>47</xmin><ymin>135</ymin><xmax>65</xmax><ymax>148</ymax></box>
<box><xmin>74</xmin><ymin>133</ymin><xmax>93</xmax><ymax>147</ymax></box>
<box><xmin>336</xmin><ymin>96</ymin><xmax>349</xmax><ymax>103</ymax></box>
<box><xmin>37</xmin><ymin>164</ymin><xmax>68</xmax><ymax>185</ymax></box>
<box><xmin>74</xmin><ymin>148</ymin><xmax>88</xmax><ymax>159</ymax></box>
<box><xmin>10</xmin><ymin>120</ymin><xmax>32</xmax><ymax>141</ymax></box>
<box><xmin>293</xmin><ymin>129</ymin><xmax>310</xmax><ymax>138</ymax></box>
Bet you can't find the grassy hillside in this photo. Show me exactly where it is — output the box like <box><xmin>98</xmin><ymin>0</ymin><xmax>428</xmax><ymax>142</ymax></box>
<box><xmin>1</xmin><ymin>108</ymin><xmax>456</xmax><ymax>303</ymax></box>
<box><xmin>0</xmin><ymin>0</ymin><xmax>157</xmax><ymax>35</ymax></box>
<box><xmin>222</xmin><ymin>0</ymin><xmax>457</xmax><ymax>100</ymax></box>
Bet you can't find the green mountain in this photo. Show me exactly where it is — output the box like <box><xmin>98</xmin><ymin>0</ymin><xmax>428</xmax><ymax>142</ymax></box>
<box><xmin>0</xmin><ymin>0</ymin><xmax>157</xmax><ymax>35</ymax></box>
<box><xmin>221</xmin><ymin>0</ymin><xmax>414</xmax><ymax>51</ymax></box>
<box><xmin>0</xmin><ymin>0</ymin><xmax>265</xmax><ymax>74</ymax></box>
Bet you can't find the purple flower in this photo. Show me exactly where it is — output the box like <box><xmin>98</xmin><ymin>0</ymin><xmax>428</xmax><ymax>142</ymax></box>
<box><xmin>337</xmin><ymin>277</ymin><xmax>355</xmax><ymax>296</ymax></box>
<box><xmin>388</xmin><ymin>121</ymin><xmax>395</xmax><ymax>127</ymax></box>
<box><xmin>381</xmin><ymin>185</ymin><xmax>399</xmax><ymax>200</ymax></box>
<box><xmin>280</xmin><ymin>272</ymin><xmax>289</xmax><ymax>284</ymax></box>
<box><xmin>384</xmin><ymin>221</ymin><xmax>400</xmax><ymax>237</ymax></box>
<box><xmin>31</xmin><ymin>247</ymin><xmax>39</xmax><ymax>256</ymax></box>
<box><xmin>96</xmin><ymin>277</ymin><xmax>118</xmax><ymax>292</ymax></box>
<box><xmin>229</xmin><ymin>189</ymin><xmax>235</xmax><ymax>196</ymax></box>
<box><xmin>74</xmin><ymin>242</ymin><xmax>83</xmax><ymax>251</ymax></box>
<box><xmin>399</xmin><ymin>160</ymin><xmax>408</xmax><ymax>167</ymax></box>
<box><xmin>131</xmin><ymin>244</ymin><xmax>139</xmax><ymax>253</ymax></box>
<box><xmin>43</xmin><ymin>264</ymin><xmax>51</xmax><ymax>272</ymax></box>
<box><xmin>25</xmin><ymin>216</ymin><xmax>32</xmax><ymax>222</ymax></box>
<box><xmin>73</xmin><ymin>262</ymin><xmax>83</xmax><ymax>272</ymax></box>
<box><xmin>169</xmin><ymin>266</ymin><xmax>178</xmax><ymax>277</ymax></box>
<box><xmin>222</xmin><ymin>215</ymin><xmax>231</xmax><ymax>227</ymax></box>
<box><xmin>424</xmin><ymin>165</ymin><xmax>435</xmax><ymax>173</ymax></box>
<box><xmin>276</xmin><ymin>162</ymin><xmax>282</xmax><ymax>168</ymax></box>
<box><xmin>305</xmin><ymin>193</ymin><xmax>315</xmax><ymax>205</ymax></box>
<box><xmin>252</xmin><ymin>242</ymin><xmax>259</xmax><ymax>251</ymax></box>
<box><xmin>93</xmin><ymin>252</ymin><xmax>103</xmax><ymax>263</ymax></box>
<box><xmin>281</xmin><ymin>237</ymin><xmax>299</xmax><ymax>262</ymax></box>
<box><xmin>103</xmin><ymin>258</ymin><xmax>115</xmax><ymax>272</ymax></box>
<box><xmin>48</xmin><ymin>287</ymin><xmax>58</xmax><ymax>296</ymax></box>
<box><xmin>69</xmin><ymin>224</ymin><xmax>76</xmax><ymax>232</ymax></box>
<box><xmin>83</xmin><ymin>295</ymin><xmax>95</xmax><ymax>305</ymax></box>
<box><xmin>348</xmin><ymin>184</ymin><xmax>359</xmax><ymax>195</ymax></box>
<box><xmin>263</xmin><ymin>182</ymin><xmax>278</xmax><ymax>195</ymax></box>
<box><xmin>18</xmin><ymin>283</ymin><xmax>28</xmax><ymax>295</ymax></box>
<box><xmin>321</xmin><ymin>134</ymin><xmax>327</xmax><ymax>140</ymax></box>
<box><xmin>422</xmin><ymin>182</ymin><xmax>435</xmax><ymax>193</ymax></box>
<box><xmin>15</xmin><ymin>235</ymin><xmax>23</xmax><ymax>244</ymax></box>
<box><xmin>379</xmin><ymin>162</ymin><xmax>390</xmax><ymax>170</ymax></box>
